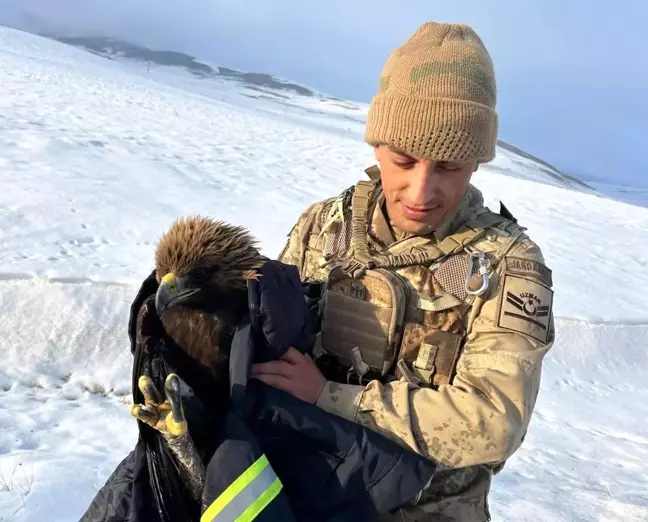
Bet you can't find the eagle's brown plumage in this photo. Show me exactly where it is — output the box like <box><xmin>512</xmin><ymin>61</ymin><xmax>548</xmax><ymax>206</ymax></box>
<box><xmin>153</xmin><ymin>215</ymin><xmax>265</xmax><ymax>376</ymax></box>
<box><xmin>155</xmin><ymin>215</ymin><xmax>263</xmax><ymax>288</ymax></box>
<box><xmin>130</xmin><ymin>216</ymin><xmax>267</xmax><ymax>504</ymax></box>
<box><xmin>157</xmin><ymin>308</ymin><xmax>229</xmax><ymax>375</ymax></box>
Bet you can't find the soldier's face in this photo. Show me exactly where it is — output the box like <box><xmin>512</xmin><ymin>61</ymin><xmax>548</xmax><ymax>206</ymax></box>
<box><xmin>375</xmin><ymin>145</ymin><xmax>478</xmax><ymax>235</ymax></box>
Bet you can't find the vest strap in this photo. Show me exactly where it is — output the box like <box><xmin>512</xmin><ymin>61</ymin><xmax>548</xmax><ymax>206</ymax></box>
<box><xmin>345</xmin><ymin>181</ymin><xmax>498</xmax><ymax>273</ymax></box>
<box><xmin>349</xmin><ymin>180</ymin><xmax>375</xmax><ymax>267</ymax></box>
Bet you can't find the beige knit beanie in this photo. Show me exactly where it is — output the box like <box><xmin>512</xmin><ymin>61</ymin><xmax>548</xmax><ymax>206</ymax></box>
<box><xmin>365</xmin><ymin>22</ymin><xmax>498</xmax><ymax>162</ymax></box>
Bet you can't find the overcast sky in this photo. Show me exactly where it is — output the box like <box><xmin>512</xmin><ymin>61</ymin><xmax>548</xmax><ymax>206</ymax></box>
<box><xmin>1</xmin><ymin>0</ymin><xmax>646</xmax><ymax>187</ymax></box>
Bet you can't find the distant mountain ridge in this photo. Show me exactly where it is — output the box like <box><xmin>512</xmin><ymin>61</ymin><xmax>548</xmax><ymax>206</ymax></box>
<box><xmin>495</xmin><ymin>141</ymin><xmax>593</xmax><ymax>191</ymax></box>
<box><xmin>44</xmin><ymin>35</ymin><xmax>319</xmax><ymax>98</ymax></box>
<box><xmin>32</xmin><ymin>31</ymin><xmax>593</xmax><ymax>194</ymax></box>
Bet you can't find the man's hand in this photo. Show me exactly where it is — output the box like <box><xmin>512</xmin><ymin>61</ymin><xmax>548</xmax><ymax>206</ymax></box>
<box><xmin>251</xmin><ymin>347</ymin><xmax>326</xmax><ymax>404</ymax></box>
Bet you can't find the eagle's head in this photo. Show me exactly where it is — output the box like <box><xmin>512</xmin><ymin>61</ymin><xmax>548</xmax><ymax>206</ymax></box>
<box><xmin>154</xmin><ymin>216</ymin><xmax>265</xmax><ymax>318</ymax></box>
<box><xmin>152</xmin><ymin>216</ymin><xmax>265</xmax><ymax>374</ymax></box>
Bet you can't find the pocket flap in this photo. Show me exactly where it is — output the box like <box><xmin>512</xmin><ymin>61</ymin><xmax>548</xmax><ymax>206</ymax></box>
<box><xmin>416</xmin><ymin>292</ymin><xmax>462</xmax><ymax>312</ymax></box>
<box><xmin>421</xmin><ymin>330</ymin><xmax>463</xmax><ymax>386</ymax></box>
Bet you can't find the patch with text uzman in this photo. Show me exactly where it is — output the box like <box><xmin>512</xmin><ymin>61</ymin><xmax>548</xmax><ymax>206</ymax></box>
<box><xmin>497</xmin><ymin>274</ymin><xmax>553</xmax><ymax>344</ymax></box>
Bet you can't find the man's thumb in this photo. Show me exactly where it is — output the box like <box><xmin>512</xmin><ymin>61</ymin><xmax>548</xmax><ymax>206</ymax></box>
<box><xmin>281</xmin><ymin>346</ymin><xmax>303</xmax><ymax>364</ymax></box>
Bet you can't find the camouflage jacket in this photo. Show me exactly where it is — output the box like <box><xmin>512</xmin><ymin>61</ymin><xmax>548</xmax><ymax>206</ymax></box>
<box><xmin>278</xmin><ymin>169</ymin><xmax>555</xmax><ymax>522</ymax></box>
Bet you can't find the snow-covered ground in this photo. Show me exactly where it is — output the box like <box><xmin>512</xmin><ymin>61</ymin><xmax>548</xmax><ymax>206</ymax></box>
<box><xmin>0</xmin><ymin>26</ymin><xmax>647</xmax><ymax>521</ymax></box>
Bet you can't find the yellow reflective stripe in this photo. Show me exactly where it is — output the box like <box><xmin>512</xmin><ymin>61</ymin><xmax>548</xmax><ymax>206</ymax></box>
<box><xmin>235</xmin><ymin>477</ymin><xmax>283</xmax><ymax>522</ymax></box>
<box><xmin>201</xmin><ymin>455</ymin><xmax>272</xmax><ymax>522</ymax></box>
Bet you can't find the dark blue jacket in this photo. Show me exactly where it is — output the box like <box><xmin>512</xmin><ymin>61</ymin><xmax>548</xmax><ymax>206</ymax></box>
<box><xmin>80</xmin><ymin>260</ymin><xmax>436</xmax><ymax>522</ymax></box>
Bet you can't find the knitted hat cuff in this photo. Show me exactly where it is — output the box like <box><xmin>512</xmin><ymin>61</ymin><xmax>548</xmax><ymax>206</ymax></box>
<box><xmin>365</xmin><ymin>93</ymin><xmax>498</xmax><ymax>163</ymax></box>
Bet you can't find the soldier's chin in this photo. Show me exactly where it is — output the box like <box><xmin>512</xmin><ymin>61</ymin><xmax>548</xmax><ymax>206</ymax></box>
<box><xmin>393</xmin><ymin>211</ymin><xmax>444</xmax><ymax>236</ymax></box>
<box><xmin>393</xmin><ymin>218</ymin><xmax>434</xmax><ymax>236</ymax></box>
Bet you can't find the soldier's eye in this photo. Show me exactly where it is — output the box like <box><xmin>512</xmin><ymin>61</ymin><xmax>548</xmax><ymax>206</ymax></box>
<box><xmin>438</xmin><ymin>163</ymin><xmax>460</xmax><ymax>172</ymax></box>
<box><xmin>394</xmin><ymin>160</ymin><xmax>415</xmax><ymax>169</ymax></box>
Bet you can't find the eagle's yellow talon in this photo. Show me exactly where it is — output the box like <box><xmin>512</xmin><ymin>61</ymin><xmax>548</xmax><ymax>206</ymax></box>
<box><xmin>165</xmin><ymin>373</ymin><xmax>179</xmax><ymax>387</ymax></box>
<box><xmin>130</xmin><ymin>404</ymin><xmax>141</xmax><ymax>418</ymax></box>
<box><xmin>164</xmin><ymin>373</ymin><xmax>186</xmax><ymax>434</ymax></box>
<box><xmin>137</xmin><ymin>375</ymin><xmax>153</xmax><ymax>397</ymax></box>
<box><xmin>166</xmin><ymin>411</ymin><xmax>188</xmax><ymax>437</ymax></box>
<box><xmin>139</xmin><ymin>376</ymin><xmax>163</xmax><ymax>405</ymax></box>
<box><xmin>130</xmin><ymin>374</ymin><xmax>188</xmax><ymax>439</ymax></box>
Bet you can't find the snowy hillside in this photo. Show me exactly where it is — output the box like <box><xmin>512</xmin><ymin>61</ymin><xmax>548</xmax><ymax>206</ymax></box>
<box><xmin>35</xmin><ymin>33</ymin><xmax>605</xmax><ymax>196</ymax></box>
<box><xmin>0</xmin><ymin>26</ymin><xmax>647</xmax><ymax>522</ymax></box>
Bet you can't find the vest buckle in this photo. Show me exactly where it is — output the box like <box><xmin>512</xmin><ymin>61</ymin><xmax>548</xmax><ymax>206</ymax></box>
<box><xmin>465</xmin><ymin>251</ymin><xmax>490</xmax><ymax>296</ymax></box>
<box><xmin>346</xmin><ymin>347</ymin><xmax>370</xmax><ymax>385</ymax></box>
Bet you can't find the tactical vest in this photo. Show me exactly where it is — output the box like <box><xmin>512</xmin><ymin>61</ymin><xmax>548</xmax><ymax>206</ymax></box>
<box><xmin>300</xmin><ymin>170</ymin><xmax>527</xmax><ymax>390</ymax></box>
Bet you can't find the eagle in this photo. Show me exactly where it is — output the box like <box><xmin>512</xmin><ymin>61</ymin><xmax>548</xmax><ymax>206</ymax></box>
<box><xmin>153</xmin><ymin>215</ymin><xmax>265</xmax><ymax>375</ymax></box>
<box><xmin>130</xmin><ymin>215</ymin><xmax>266</xmax><ymax>503</ymax></box>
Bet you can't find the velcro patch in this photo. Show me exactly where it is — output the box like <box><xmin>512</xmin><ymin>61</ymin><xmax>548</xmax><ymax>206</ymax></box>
<box><xmin>497</xmin><ymin>274</ymin><xmax>554</xmax><ymax>344</ymax></box>
<box><xmin>415</xmin><ymin>343</ymin><xmax>437</xmax><ymax>371</ymax></box>
<box><xmin>505</xmin><ymin>257</ymin><xmax>553</xmax><ymax>287</ymax></box>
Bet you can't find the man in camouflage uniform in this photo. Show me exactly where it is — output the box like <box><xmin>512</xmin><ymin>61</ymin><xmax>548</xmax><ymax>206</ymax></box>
<box><xmin>252</xmin><ymin>21</ymin><xmax>555</xmax><ymax>521</ymax></box>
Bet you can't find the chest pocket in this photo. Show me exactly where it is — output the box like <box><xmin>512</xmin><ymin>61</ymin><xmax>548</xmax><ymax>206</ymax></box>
<box><xmin>319</xmin><ymin>264</ymin><xmax>469</xmax><ymax>387</ymax></box>
<box><xmin>392</xmin><ymin>264</ymin><xmax>468</xmax><ymax>388</ymax></box>
<box><xmin>396</xmin><ymin>321</ymin><xmax>464</xmax><ymax>387</ymax></box>
<box><xmin>320</xmin><ymin>267</ymin><xmax>408</xmax><ymax>378</ymax></box>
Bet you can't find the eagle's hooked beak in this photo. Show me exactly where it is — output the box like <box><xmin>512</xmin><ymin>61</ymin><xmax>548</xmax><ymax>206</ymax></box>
<box><xmin>155</xmin><ymin>273</ymin><xmax>201</xmax><ymax>316</ymax></box>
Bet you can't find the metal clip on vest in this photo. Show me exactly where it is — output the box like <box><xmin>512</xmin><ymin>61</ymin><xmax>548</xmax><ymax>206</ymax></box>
<box><xmin>466</xmin><ymin>251</ymin><xmax>490</xmax><ymax>296</ymax></box>
<box><xmin>347</xmin><ymin>347</ymin><xmax>370</xmax><ymax>385</ymax></box>
<box><xmin>396</xmin><ymin>359</ymin><xmax>422</xmax><ymax>385</ymax></box>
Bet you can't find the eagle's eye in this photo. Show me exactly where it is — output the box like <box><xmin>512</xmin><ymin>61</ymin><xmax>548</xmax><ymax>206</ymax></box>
<box><xmin>193</xmin><ymin>266</ymin><xmax>211</xmax><ymax>283</ymax></box>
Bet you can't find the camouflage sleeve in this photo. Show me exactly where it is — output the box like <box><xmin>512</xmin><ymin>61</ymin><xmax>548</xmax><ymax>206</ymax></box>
<box><xmin>277</xmin><ymin>210</ymin><xmax>308</xmax><ymax>270</ymax></box>
<box><xmin>316</xmin><ymin>239</ymin><xmax>555</xmax><ymax>469</ymax></box>
<box><xmin>277</xmin><ymin>198</ymin><xmax>332</xmax><ymax>277</ymax></box>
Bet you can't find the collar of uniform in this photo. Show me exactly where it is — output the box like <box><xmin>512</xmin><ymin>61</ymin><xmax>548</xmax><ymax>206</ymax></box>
<box><xmin>368</xmin><ymin>190</ymin><xmax>397</xmax><ymax>249</ymax></box>
<box><xmin>432</xmin><ymin>184</ymin><xmax>485</xmax><ymax>241</ymax></box>
<box><xmin>367</xmin><ymin>183</ymin><xmax>485</xmax><ymax>247</ymax></box>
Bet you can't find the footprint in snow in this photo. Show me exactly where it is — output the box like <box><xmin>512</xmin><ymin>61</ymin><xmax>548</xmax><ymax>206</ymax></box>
<box><xmin>17</xmin><ymin>437</ymin><xmax>38</xmax><ymax>451</ymax></box>
<box><xmin>67</xmin><ymin>237</ymin><xmax>95</xmax><ymax>246</ymax></box>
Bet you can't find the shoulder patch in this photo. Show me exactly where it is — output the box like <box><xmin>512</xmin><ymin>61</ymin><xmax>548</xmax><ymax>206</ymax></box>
<box><xmin>505</xmin><ymin>257</ymin><xmax>553</xmax><ymax>287</ymax></box>
<box><xmin>497</xmin><ymin>274</ymin><xmax>554</xmax><ymax>344</ymax></box>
